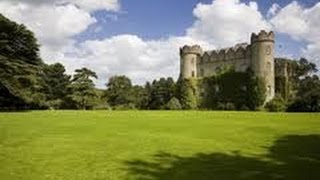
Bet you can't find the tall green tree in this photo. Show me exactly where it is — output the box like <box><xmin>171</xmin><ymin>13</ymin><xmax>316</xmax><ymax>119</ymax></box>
<box><xmin>69</xmin><ymin>68</ymin><xmax>98</xmax><ymax>110</ymax></box>
<box><xmin>149</xmin><ymin>78</ymin><xmax>176</xmax><ymax>109</ymax></box>
<box><xmin>288</xmin><ymin>75</ymin><xmax>320</xmax><ymax>112</ymax></box>
<box><xmin>105</xmin><ymin>75</ymin><xmax>134</xmax><ymax>108</ymax></box>
<box><xmin>0</xmin><ymin>14</ymin><xmax>44</xmax><ymax>109</ymax></box>
<box><xmin>41</xmin><ymin>63</ymin><xmax>71</xmax><ymax>109</ymax></box>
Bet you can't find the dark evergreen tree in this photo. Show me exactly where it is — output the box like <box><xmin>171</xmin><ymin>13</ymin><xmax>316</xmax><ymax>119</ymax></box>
<box><xmin>69</xmin><ymin>68</ymin><xmax>98</xmax><ymax>110</ymax></box>
<box><xmin>41</xmin><ymin>63</ymin><xmax>72</xmax><ymax>109</ymax></box>
<box><xmin>0</xmin><ymin>13</ymin><xmax>44</xmax><ymax>109</ymax></box>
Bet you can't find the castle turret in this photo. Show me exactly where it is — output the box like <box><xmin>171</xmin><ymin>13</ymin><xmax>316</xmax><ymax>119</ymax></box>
<box><xmin>251</xmin><ymin>30</ymin><xmax>275</xmax><ymax>102</ymax></box>
<box><xmin>180</xmin><ymin>45</ymin><xmax>202</xmax><ymax>79</ymax></box>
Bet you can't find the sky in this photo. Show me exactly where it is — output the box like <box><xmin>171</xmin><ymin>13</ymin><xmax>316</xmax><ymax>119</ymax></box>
<box><xmin>0</xmin><ymin>0</ymin><xmax>319</xmax><ymax>87</ymax></box>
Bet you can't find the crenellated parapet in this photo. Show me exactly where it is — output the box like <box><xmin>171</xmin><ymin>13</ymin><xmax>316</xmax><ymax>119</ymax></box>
<box><xmin>200</xmin><ymin>43</ymin><xmax>250</xmax><ymax>63</ymax></box>
<box><xmin>251</xmin><ymin>30</ymin><xmax>274</xmax><ymax>43</ymax></box>
<box><xmin>180</xmin><ymin>45</ymin><xmax>203</xmax><ymax>56</ymax></box>
<box><xmin>179</xmin><ymin>30</ymin><xmax>275</xmax><ymax>103</ymax></box>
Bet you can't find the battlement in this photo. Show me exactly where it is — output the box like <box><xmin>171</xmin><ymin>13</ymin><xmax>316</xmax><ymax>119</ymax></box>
<box><xmin>251</xmin><ymin>30</ymin><xmax>274</xmax><ymax>43</ymax></box>
<box><xmin>201</xmin><ymin>43</ymin><xmax>250</xmax><ymax>62</ymax></box>
<box><xmin>179</xmin><ymin>30</ymin><xmax>275</xmax><ymax>103</ymax></box>
<box><xmin>180</xmin><ymin>45</ymin><xmax>203</xmax><ymax>56</ymax></box>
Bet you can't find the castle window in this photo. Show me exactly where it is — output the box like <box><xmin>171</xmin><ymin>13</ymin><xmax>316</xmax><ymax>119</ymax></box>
<box><xmin>191</xmin><ymin>58</ymin><xmax>195</xmax><ymax>64</ymax></box>
<box><xmin>200</xmin><ymin>69</ymin><xmax>204</xmax><ymax>77</ymax></box>
<box><xmin>191</xmin><ymin>71</ymin><xmax>195</xmax><ymax>77</ymax></box>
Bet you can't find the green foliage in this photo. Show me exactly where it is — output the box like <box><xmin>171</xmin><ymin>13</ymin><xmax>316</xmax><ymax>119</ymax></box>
<box><xmin>41</xmin><ymin>63</ymin><xmax>72</xmax><ymax>109</ymax></box>
<box><xmin>105</xmin><ymin>75</ymin><xmax>135</xmax><ymax>108</ymax></box>
<box><xmin>0</xmin><ymin>14</ymin><xmax>44</xmax><ymax>109</ymax></box>
<box><xmin>200</xmin><ymin>69</ymin><xmax>265</xmax><ymax>110</ymax></box>
<box><xmin>275</xmin><ymin>58</ymin><xmax>318</xmax><ymax>101</ymax></box>
<box><xmin>0</xmin><ymin>14</ymin><xmax>41</xmax><ymax>64</ymax></box>
<box><xmin>148</xmin><ymin>77</ymin><xmax>176</xmax><ymax>109</ymax></box>
<box><xmin>287</xmin><ymin>75</ymin><xmax>320</xmax><ymax>112</ymax></box>
<box><xmin>275</xmin><ymin>58</ymin><xmax>320</xmax><ymax>112</ymax></box>
<box><xmin>177</xmin><ymin>78</ymin><xmax>197</xmax><ymax>110</ymax></box>
<box><xmin>265</xmin><ymin>95</ymin><xmax>287</xmax><ymax>112</ymax></box>
<box><xmin>165</xmin><ymin>97</ymin><xmax>182</xmax><ymax>110</ymax></box>
<box><xmin>69</xmin><ymin>68</ymin><xmax>98</xmax><ymax>110</ymax></box>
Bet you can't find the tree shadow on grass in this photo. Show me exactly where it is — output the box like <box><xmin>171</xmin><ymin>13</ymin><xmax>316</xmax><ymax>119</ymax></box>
<box><xmin>125</xmin><ymin>135</ymin><xmax>320</xmax><ymax>180</ymax></box>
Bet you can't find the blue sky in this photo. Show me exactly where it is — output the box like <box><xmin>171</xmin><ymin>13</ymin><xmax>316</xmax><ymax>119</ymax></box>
<box><xmin>78</xmin><ymin>0</ymin><xmax>318</xmax><ymax>40</ymax></box>
<box><xmin>1</xmin><ymin>0</ymin><xmax>319</xmax><ymax>86</ymax></box>
<box><xmin>76</xmin><ymin>0</ymin><xmax>319</xmax><ymax>60</ymax></box>
<box><xmin>77</xmin><ymin>0</ymin><xmax>319</xmax><ymax>41</ymax></box>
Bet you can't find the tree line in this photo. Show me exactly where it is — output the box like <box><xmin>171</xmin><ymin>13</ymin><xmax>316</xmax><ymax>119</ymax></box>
<box><xmin>1</xmin><ymin>13</ymin><xmax>319</xmax><ymax>112</ymax></box>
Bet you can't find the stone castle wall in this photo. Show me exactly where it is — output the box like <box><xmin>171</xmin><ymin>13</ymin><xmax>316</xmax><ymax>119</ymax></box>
<box><xmin>197</xmin><ymin>43</ymin><xmax>251</xmax><ymax>77</ymax></box>
<box><xmin>180</xmin><ymin>30</ymin><xmax>275</xmax><ymax>102</ymax></box>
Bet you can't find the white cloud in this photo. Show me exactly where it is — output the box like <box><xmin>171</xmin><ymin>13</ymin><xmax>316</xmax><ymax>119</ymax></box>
<box><xmin>0</xmin><ymin>0</ymin><xmax>119</xmax><ymax>63</ymax></box>
<box><xmin>271</xmin><ymin>1</ymin><xmax>320</xmax><ymax>67</ymax></box>
<box><xmin>267</xmin><ymin>3</ymin><xmax>280</xmax><ymax>17</ymax></box>
<box><xmin>0</xmin><ymin>0</ymin><xmax>278</xmax><ymax>87</ymax></box>
<box><xmin>187</xmin><ymin>0</ymin><xmax>271</xmax><ymax>47</ymax></box>
<box><xmin>4</xmin><ymin>0</ymin><xmax>120</xmax><ymax>11</ymax></box>
<box><xmin>62</xmin><ymin>35</ymin><xmax>212</xmax><ymax>87</ymax></box>
<box><xmin>60</xmin><ymin>0</ymin><xmax>271</xmax><ymax>87</ymax></box>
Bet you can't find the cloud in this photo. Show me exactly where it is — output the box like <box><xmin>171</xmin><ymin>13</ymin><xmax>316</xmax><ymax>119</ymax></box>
<box><xmin>3</xmin><ymin>0</ymin><xmax>120</xmax><ymax>11</ymax></box>
<box><xmin>60</xmin><ymin>0</ymin><xmax>271</xmax><ymax>87</ymax></box>
<box><xmin>187</xmin><ymin>0</ymin><xmax>270</xmax><ymax>47</ymax></box>
<box><xmin>0</xmin><ymin>0</ymin><xmax>283</xmax><ymax>87</ymax></box>
<box><xmin>63</xmin><ymin>35</ymin><xmax>212</xmax><ymax>87</ymax></box>
<box><xmin>0</xmin><ymin>0</ymin><xmax>119</xmax><ymax>63</ymax></box>
<box><xmin>270</xmin><ymin>1</ymin><xmax>320</xmax><ymax>66</ymax></box>
<box><xmin>267</xmin><ymin>3</ymin><xmax>280</xmax><ymax>17</ymax></box>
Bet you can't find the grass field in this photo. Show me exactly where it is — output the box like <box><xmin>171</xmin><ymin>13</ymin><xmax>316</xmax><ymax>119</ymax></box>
<box><xmin>0</xmin><ymin>111</ymin><xmax>319</xmax><ymax>180</ymax></box>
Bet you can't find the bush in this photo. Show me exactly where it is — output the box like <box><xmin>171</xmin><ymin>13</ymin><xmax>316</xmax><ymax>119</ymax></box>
<box><xmin>265</xmin><ymin>95</ymin><xmax>286</xmax><ymax>112</ymax></box>
<box><xmin>165</xmin><ymin>97</ymin><xmax>182</xmax><ymax>110</ymax></box>
<box><xmin>113</xmin><ymin>103</ymin><xmax>136</xmax><ymax>110</ymax></box>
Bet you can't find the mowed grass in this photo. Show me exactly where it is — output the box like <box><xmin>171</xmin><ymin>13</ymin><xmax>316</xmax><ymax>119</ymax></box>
<box><xmin>0</xmin><ymin>111</ymin><xmax>319</xmax><ymax>180</ymax></box>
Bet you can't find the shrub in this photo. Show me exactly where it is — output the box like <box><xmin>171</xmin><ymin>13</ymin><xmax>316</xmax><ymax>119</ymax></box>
<box><xmin>265</xmin><ymin>95</ymin><xmax>286</xmax><ymax>112</ymax></box>
<box><xmin>165</xmin><ymin>97</ymin><xmax>182</xmax><ymax>110</ymax></box>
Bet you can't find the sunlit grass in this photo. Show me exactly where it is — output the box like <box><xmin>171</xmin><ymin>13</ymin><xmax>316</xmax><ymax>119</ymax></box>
<box><xmin>0</xmin><ymin>111</ymin><xmax>319</xmax><ymax>179</ymax></box>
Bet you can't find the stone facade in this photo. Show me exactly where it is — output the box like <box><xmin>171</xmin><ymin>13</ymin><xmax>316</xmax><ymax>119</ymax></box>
<box><xmin>180</xmin><ymin>30</ymin><xmax>275</xmax><ymax>102</ymax></box>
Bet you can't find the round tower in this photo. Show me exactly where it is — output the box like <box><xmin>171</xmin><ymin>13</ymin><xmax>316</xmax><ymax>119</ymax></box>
<box><xmin>180</xmin><ymin>45</ymin><xmax>202</xmax><ymax>79</ymax></box>
<box><xmin>251</xmin><ymin>30</ymin><xmax>275</xmax><ymax>102</ymax></box>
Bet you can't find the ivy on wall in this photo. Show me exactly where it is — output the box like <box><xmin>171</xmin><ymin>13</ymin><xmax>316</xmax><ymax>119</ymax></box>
<box><xmin>198</xmin><ymin>69</ymin><xmax>266</xmax><ymax>110</ymax></box>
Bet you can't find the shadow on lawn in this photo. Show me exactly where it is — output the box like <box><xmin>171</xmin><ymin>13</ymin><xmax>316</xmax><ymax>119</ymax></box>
<box><xmin>125</xmin><ymin>135</ymin><xmax>320</xmax><ymax>180</ymax></box>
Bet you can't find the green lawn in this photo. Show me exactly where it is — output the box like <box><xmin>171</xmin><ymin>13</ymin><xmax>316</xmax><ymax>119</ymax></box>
<box><xmin>0</xmin><ymin>111</ymin><xmax>319</xmax><ymax>180</ymax></box>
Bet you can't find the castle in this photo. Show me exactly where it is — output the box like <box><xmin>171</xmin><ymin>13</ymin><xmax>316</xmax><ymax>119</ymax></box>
<box><xmin>180</xmin><ymin>30</ymin><xmax>275</xmax><ymax>102</ymax></box>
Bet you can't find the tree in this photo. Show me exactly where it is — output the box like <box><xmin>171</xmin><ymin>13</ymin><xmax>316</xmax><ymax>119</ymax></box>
<box><xmin>132</xmin><ymin>85</ymin><xmax>149</xmax><ymax>110</ymax></box>
<box><xmin>287</xmin><ymin>75</ymin><xmax>320</xmax><ymax>112</ymax></box>
<box><xmin>105</xmin><ymin>75</ymin><xmax>134</xmax><ymax>108</ymax></box>
<box><xmin>41</xmin><ymin>63</ymin><xmax>71</xmax><ymax>109</ymax></box>
<box><xmin>0</xmin><ymin>14</ymin><xmax>44</xmax><ymax>109</ymax></box>
<box><xmin>265</xmin><ymin>95</ymin><xmax>286</xmax><ymax>112</ymax></box>
<box><xmin>149</xmin><ymin>78</ymin><xmax>176</xmax><ymax>109</ymax></box>
<box><xmin>69</xmin><ymin>68</ymin><xmax>98</xmax><ymax>110</ymax></box>
<box><xmin>275</xmin><ymin>58</ymin><xmax>318</xmax><ymax>101</ymax></box>
<box><xmin>165</xmin><ymin>97</ymin><xmax>182</xmax><ymax>110</ymax></box>
<box><xmin>0</xmin><ymin>14</ymin><xmax>40</xmax><ymax>64</ymax></box>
